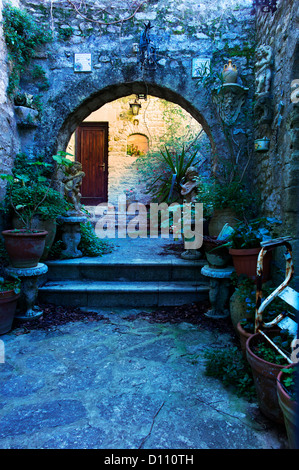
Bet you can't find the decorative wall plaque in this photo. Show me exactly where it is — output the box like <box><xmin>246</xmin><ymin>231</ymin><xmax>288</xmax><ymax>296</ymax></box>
<box><xmin>74</xmin><ymin>53</ymin><xmax>92</xmax><ymax>72</ymax></box>
<box><xmin>192</xmin><ymin>58</ymin><xmax>210</xmax><ymax>78</ymax></box>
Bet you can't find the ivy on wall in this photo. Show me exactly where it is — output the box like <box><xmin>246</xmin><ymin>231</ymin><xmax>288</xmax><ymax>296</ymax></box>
<box><xmin>2</xmin><ymin>3</ymin><xmax>52</xmax><ymax>96</ymax></box>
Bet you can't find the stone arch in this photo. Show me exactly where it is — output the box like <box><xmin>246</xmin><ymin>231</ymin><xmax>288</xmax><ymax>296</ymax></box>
<box><xmin>33</xmin><ymin>72</ymin><xmax>230</xmax><ymax>162</ymax></box>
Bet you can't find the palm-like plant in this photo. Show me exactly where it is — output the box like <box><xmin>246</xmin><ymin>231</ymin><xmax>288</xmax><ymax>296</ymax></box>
<box><xmin>148</xmin><ymin>145</ymin><xmax>199</xmax><ymax>203</ymax></box>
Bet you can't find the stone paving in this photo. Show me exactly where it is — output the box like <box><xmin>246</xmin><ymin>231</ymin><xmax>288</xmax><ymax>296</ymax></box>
<box><xmin>0</xmin><ymin>236</ymin><xmax>290</xmax><ymax>450</ymax></box>
<box><xmin>0</xmin><ymin>308</ymin><xmax>288</xmax><ymax>450</ymax></box>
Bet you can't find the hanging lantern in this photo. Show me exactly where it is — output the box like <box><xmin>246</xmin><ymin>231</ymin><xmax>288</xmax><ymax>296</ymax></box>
<box><xmin>129</xmin><ymin>98</ymin><xmax>141</xmax><ymax>116</ymax></box>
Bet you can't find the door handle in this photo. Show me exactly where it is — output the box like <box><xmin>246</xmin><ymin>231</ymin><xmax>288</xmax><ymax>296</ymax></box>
<box><xmin>99</xmin><ymin>162</ymin><xmax>106</xmax><ymax>171</ymax></box>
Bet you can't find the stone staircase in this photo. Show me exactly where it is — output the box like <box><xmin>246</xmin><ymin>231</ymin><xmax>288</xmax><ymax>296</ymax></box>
<box><xmin>38</xmin><ymin>256</ymin><xmax>209</xmax><ymax>308</ymax></box>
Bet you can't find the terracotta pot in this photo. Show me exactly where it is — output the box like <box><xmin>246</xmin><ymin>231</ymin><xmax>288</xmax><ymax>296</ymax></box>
<box><xmin>237</xmin><ymin>321</ymin><xmax>252</xmax><ymax>358</ymax></box>
<box><xmin>229</xmin><ymin>247</ymin><xmax>272</xmax><ymax>282</ymax></box>
<box><xmin>12</xmin><ymin>216</ymin><xmax>57</xmax><ymax>260</ymax></box>
<box><xmin>246</xmin><ymin>333</ymin><xmax>286</xmax><ymax>424</ymax></box>
<box><xmin>0</xmin><ymin>289</ymin><xmax>20</xmax><ymax>335</ymax></box>
<box><xmin>277</xmin><ymin>365</ymin><xmax>298</xmax><ymax>449</ymax></box>
<box><xmin>2</xmin><ymin>229</ymin><xmax>48</xmax><ymax>268</ymax></box>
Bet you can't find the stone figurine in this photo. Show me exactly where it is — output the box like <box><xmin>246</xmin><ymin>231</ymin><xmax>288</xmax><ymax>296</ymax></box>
<box><xmin>180</xmin><ymin>166</ymin><xmax>201</xmax><ymax>260</ymax></box>
<box><xmin>255</xmin><ymin>45</ymin><xmax>273</xmax><ymax>95</ymax></box>
<box><xmin>63</xmin><ymin>161</ymin><xmax>85</xmax><ymax>213</ymax></box>
<box><xmin>180</xmin><ymin>166</ymin><xmax>199</xmax><ymax>203</ymax></box>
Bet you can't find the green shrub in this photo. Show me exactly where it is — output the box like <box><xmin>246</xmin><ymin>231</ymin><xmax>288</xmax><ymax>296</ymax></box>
<box><xmin>3</xmin><ymin>3</ymin><xmax>52</xmax><ymax>96</ymax></box>
<box><xmin>204</xmin><ymin>346</ymin><xmax>256</xmax><ymax>400</ymax></box>
<box><xmin>79</xmin><ymin>221</ymin><xmax>113</xmax><ymax>257</ymax></box>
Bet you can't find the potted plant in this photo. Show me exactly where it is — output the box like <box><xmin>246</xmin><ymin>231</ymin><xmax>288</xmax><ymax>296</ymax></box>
<box><xmin>0</xmin><ymin>274</ymin><xmax>21</xmax><ymax>335</ymax></box>
<box><xmin>196</xmin><ymin>176</ymin><xmax>255</xmax><ymax>237</ymax></box>
<box><xmin>234</xmin><ymin>281</ymin><xmax>288</xmax><ymax>356</ymax></box>
<box><xmin>246</xmin><ymin>329</ymin><xmax>295</xmax><ymax>424</ymax></box>
<box><xmin>277</xmin><ymin>364</ymin><xmax>298</xmax><ymax>449</ymax></box>
<box><xmin>225</xmin><ymin>217</ymin><xmax>282</xmax><ymax>281</ymax></box>
<box><xmin>1</xmin><ymin>153</ymin><xmax>69</xmax><ymax>267</ymax></box>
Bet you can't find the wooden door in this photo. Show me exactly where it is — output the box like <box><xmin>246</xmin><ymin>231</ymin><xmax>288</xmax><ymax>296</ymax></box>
<box><xmin>75</xmin><ymin>122</ymin><xmax>108</xmax><ymax>205</ymax></box>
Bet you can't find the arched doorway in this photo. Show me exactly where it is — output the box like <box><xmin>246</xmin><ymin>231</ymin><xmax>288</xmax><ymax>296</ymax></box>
<box><xmin>65</xmin><ymin>93</ymin><xmax>209</xmax><ymax>206</ymax></box>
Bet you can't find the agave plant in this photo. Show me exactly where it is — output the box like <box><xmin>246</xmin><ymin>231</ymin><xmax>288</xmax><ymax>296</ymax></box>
<box><xmin>148</xmin><ymin>145</ymin><xmax>199</xmax><ymax>203</ymax></box>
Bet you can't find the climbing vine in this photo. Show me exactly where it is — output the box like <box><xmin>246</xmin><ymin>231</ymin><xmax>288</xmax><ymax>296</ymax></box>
<box><xmin>65</xmin><ymin>0</ymin><xmax>147</xmax><ymax>26</ymax></box>
<box><xmin>2</xmin><ymin>3</ymin><xmax>52</xmax><ymax>96</ymax></box>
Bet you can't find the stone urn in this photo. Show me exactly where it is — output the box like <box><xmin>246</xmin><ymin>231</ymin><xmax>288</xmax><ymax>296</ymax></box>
<box><xmin>58</xmin><ymin>214</ymin><xmax>87</xmax><ymax>258</ymax></box>
<box><xmin>221</xmin><ymin>59</ymin><xmax>238</xmax><ymax>83</ymax></box>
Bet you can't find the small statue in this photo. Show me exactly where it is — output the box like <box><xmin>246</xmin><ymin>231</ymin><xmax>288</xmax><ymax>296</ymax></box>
<box><xmin>180</xmin><ymin>166</ymin><xmax>201</xmax><ymax>260</ymax></box>
<box><xmin>63</xmin><ymin>161</ymin><xmax>85</xmax><ymax>213</ymax></box>
<box><xmin>255</xmin><ymin>45</ymin><xmax>272</xmax><ymax>95</ymax></box>
<box><xmin>180</xmin><ymin>166</ymin><xmax>199</xmax><ymax>203</ymax></box>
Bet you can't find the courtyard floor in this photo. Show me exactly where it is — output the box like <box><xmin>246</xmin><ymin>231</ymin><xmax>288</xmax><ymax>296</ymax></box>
<box><xmin>0</xmin><ymin>236</ymin><xmax>289</xmax><ymax>450</ymax></box>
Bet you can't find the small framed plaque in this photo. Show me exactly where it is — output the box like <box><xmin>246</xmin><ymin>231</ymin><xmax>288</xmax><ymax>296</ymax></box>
<box><xmin>74</xmin><ymin>53</ymin><xmax>92</xmax><ymax>72</ymax></box>
<box><xmin>192</xmin><ymin>58</ymin><xmax>210</xmax><ymax>78</ymax></box>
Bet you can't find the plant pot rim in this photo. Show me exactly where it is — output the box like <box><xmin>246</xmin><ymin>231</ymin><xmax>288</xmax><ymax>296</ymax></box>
<box><xmin>2</xmin><ymin>229</ymin><xmax>48</xmax><ymax>237</ymax></box>
<box><xmin>237</xmin><ymin>320</ymin><xmax>253</xmax><ymax>337</ymax></box>
<box><xmin>0</xmin><ymin>289</ymin><xmax>20</xmax><ymax>300</ymax></box>
<box><xmin>229</xmin><ymin>247</ymin><xmax>261</xmax><ymax>255</ymax></box>
<box><xmin>277</xmin><ymin>364</ymin><xmax>298</xmax><ymax>405</ymax></box>
<box><xmin>246</xmin><ymin>332</ymin><xmax>288</xmax><ymax>368</ymax></box>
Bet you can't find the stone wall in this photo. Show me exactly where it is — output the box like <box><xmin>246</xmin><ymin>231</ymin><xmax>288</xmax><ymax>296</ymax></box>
<box><xmin>254</xmin><ymin>0</ymin><xmax>299</xmax><ymax>284</ymax></box>
<box><xmin>12</xmin><ymin>0</ymin><xmax>255</xmax><ymax>165</ymax></box>
<box><xmin>0</xmin><ymin>0</ymin><xmax>20</xmax><ymax>230</ymax></box>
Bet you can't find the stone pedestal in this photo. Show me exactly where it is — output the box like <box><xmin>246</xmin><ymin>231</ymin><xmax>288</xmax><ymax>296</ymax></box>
<box><xmin>5</xmin><ymin>263</ymin><xmax>48</xmax><ymax>320</ymax></box>
<box><xmin>58</xmin><ymin>215</ymin><xmax>87</xmax><ymax>258</ymax></box>
<box><xmin>201</xmin><ymin>265</ymin><xmax>235</xmax><ymax>319</ymax></box>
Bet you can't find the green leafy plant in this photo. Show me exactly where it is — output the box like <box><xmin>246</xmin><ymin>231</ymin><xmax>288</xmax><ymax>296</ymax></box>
<box><xmin>253</xmin><ymin>330</ymin><xmax>294</xmax><ymax>366</ymax></box>
<box><xmin>0</xmin><ymin>276</ymin><xmax>20</xmax><ymax>294</ymax></box>
<box><xmin>78</xmin><ymin>221</ymin><xmax>113</xmax><ymax>257</ymax></box>
<box><xmin>0</xmin><ymin>261</ymin><xmax>20</xmax><ymax>294</ymax></box>
<box><xmin>204</xmin><ymin>346</ymin><xmax>256</xmax><ymax>400</ymax></box>
<box><xmin>236</xmin><ymin>278</ymin><xmax>289</xmax><ymax>334</ymax></box>
<box><xmin>225</xmin><ymin>217</ymin><xmax>282</xmax><ymax>249</ymax></box>
<box><xmin>280</xmin><ymin>366</ymin><xmax>298</xmax><ymax>401</ymax></box>
<box><xmin>196</xmin><ymin>175</ymin><xmax>254</xmax><ymax>219</ymax></box>
<box><xmin>145</xmin><ymin>145</ymin><xmax>199</xmax><ymax>203</ymax></box>
<box><xmin>31</xmin><ymin>65</ymin><xmax>49</xmax><ymax>91</ymax></box>
<box><xmin>2</xmin><ymin>3</ymin><xmax>52</xmax><ymax>96</ymax></box>
<box><xmin>0</xmin><ymin>153</ymin><xmax>70</xmax><ymax>231</ymax></box>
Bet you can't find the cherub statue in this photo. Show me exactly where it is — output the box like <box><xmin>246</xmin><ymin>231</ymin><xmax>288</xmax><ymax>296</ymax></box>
<box><xmin>181</xmin><ymin>166</ymin><xmax>199</xmax><ymax>203</ymax></box>
<box><xmin>180</xmin><ymin>166</ymin><xmax>201</xmax><ymax>260</ymax></box>
<box><xmin>255</xmin><ymin>45</ymin><xmax>272</xmax><ymax>95</ymax></box>
<box><xmin>63</xmin><ymin>161</ymin><xmax>85</xmax><ymax>213</ymax></box>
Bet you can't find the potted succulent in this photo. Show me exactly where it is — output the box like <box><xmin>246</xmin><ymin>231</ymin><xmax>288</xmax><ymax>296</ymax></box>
<box><xmin>246</xmin><ymin>329</ymin><xmax>295</xmax><ymax>424</ymax></box>
<box><xmin>277</xmin><ymin>364</ymin><xmax>298</xmax><ymax>449</ymax></box>
<box><xmin>1</xmin><ymin>153</ymin><xmax>69</xmax><ymax>267</ymax></box>
<box><xmin>225</xmin><ymin>217</ymin><xmax>282</xmax><ymax>281</ymax></box>
<box><xmin>0</xmin><ymin>274</ymin><xmax>20</xmax><ymax>335</ymax></box>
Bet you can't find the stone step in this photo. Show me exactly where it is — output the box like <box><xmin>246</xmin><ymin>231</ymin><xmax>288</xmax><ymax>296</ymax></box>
<box><xmin>45</xmin><ymin>258</ymin><xmax>206</xmax><ymax>282</ymax></box>
<box><xmin>38</xmin><ymin>280</ymin><xmax>209</xmax><ymax>308</ymax></box>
